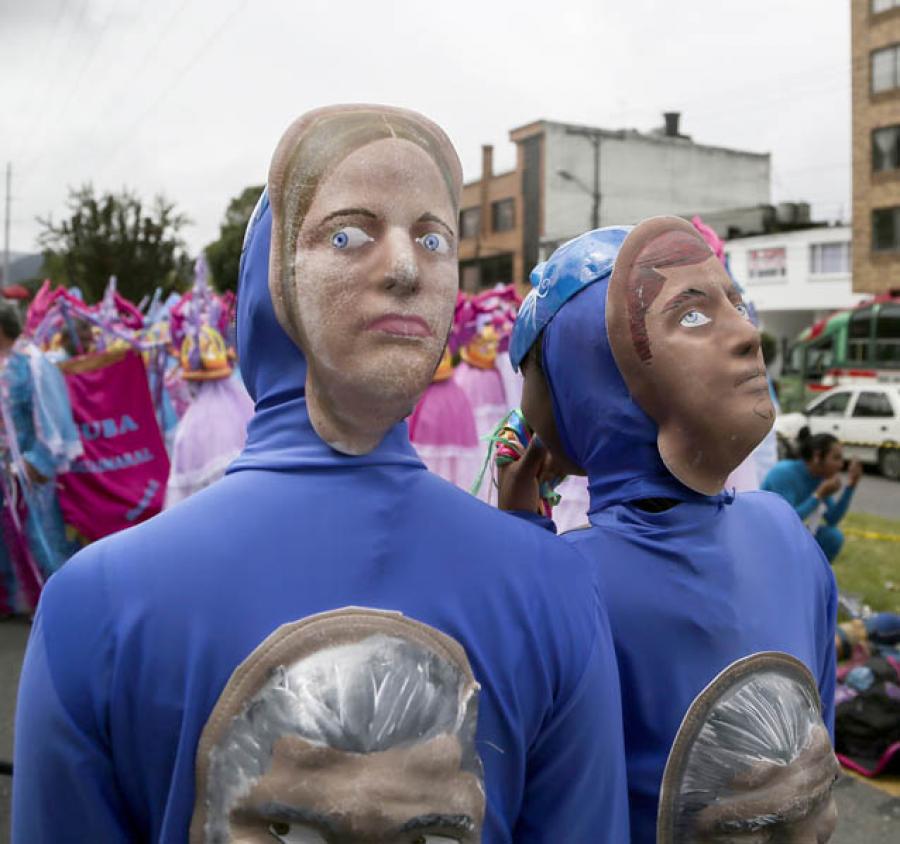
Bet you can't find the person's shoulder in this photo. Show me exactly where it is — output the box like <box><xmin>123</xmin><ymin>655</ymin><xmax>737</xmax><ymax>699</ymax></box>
<box><xmin>739</xmin><ymin>487</ymin><xmax>800</xmax><ymax>513</ymax></box>
<box><xmin>411</xmin><ymin>472</ymin><xmax>601</xmax><ymax>610</ymax></box>
<box><xmin>733</xmin><ymin>488</ymin><xmax>810</xmax><ymax>533</ymax></box>
<box><xmin>734</xmin><ymin>491</ymin><xmax>834</xmax><ymax>580</ymax></box>
<box><xmin>422</xmin><ymin>472</ymin><xmax>591</xmax><ymax>561</ymax></box>
<box><xmin>761</xmin><ymin>459</ymin><xmax>800</xmax><ymax>486</ymax></box>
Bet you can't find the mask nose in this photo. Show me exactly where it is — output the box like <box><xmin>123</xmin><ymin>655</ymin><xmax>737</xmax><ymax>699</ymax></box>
<box><xmin>382</xmin><ymin>229</ymin><xmax>420</xmax><ymax>297</ymax></box>
<box><xmin>728</xmin><ymin>311</ymin><xmax>761</xmax><ymax>359</ymax></box>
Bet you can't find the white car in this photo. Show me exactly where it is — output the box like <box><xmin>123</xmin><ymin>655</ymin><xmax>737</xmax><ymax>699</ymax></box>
<box><xmin>774</xmin><ymin>385</ymin><xmax>900</xmax><ymax>480</ymax></box>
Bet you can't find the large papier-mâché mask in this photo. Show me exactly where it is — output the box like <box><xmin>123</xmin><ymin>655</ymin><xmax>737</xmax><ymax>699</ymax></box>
<box><xmin>607</xmin><ymin>216</ymin><xmax>774</xmax><ymax>495</ymax></box>
<box><xmin>190</xmin><ymin>608</ymin><xmax>485</xmax><ymax>844</ymax></box>
<box><xmin>657</xmin><ymin>652</ymin><xmax>839</xmax><ymax>844</ymax></box>
<box><xmin>267</xmin><ymin>105</ymin><xmax>463</xmax><ymax>455</ymax></box>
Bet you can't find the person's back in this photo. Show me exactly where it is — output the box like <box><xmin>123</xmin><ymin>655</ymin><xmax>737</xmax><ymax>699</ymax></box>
<box><xmin>13</xmin><ymin>107</ymin><xmax>628</xmax><ymax>843</ymax></box>
<box><xmin>503</xmin><ymin>220</ymin><xmax>837</xmax><ymax>842</ymax></box>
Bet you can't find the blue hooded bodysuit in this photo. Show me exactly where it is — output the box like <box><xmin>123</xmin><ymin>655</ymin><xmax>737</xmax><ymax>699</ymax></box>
<box><xmin>12</xmin><ymin>197</ymin><xmax>629</xmax><ymax>843</ymax></box>
<box><xmin>510</xmin><ymin>229</ymin><xmax>837</xmax><ymax>843</ymax></box>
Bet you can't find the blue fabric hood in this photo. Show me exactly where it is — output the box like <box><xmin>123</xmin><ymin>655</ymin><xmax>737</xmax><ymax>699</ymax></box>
<box><xmin>228</xmin><ymin>191</ymin><xmax>421</xmax><ymax>473</ymax></box>
<box><xmin>517</xmin><ymin>228</ymin><xmax>712</xmax><ymax>512</ymax></box>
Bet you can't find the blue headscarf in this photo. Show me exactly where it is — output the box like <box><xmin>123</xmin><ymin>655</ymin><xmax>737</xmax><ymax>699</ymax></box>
<box><xmin>510</xmin><ymin>227</ymin><xmax>712</xmax><ymax>513</ymax></box>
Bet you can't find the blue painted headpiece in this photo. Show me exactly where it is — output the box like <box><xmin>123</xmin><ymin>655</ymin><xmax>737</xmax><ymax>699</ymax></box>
<box><xmin>509</xmin><ymin>226</ymin><xmax>632</xmax><ymax>370</ymax></box>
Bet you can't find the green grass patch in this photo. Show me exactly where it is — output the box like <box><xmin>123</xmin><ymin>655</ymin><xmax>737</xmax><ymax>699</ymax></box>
<box><xmin>833</xmin><ymin>513</ymin><xmax>900</xmax><ymax>614</ymax></box>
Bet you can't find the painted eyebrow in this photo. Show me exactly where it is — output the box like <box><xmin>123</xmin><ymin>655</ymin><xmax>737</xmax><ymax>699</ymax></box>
<box><xmin>418</xmin><ymin>212</ymin><xmax>455</xmax><ymax>238</ymax></box>
<box><xmin>661</xmin><ymin>287</ymin><xmax>708</xmax><ymax>313</ymax></box>
<box><xmin>251</xmin><ymin>801</ymin><xmax>340</xmax><ymax>835</ymax></box>
<box><xmin>319</xmin><ymin>207</ymin><xmax>377</xmax><ymax>225</ymax></box>
<box><xmin>399</xmin><ymin>813</ymin><xmax>476</xmax><ymax>833</ymax></box>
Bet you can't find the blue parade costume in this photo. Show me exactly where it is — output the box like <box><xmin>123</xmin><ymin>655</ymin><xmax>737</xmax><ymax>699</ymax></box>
<box><xmin>13</xmin><ymin>197</ymin><xmax>629</xmax><ymax>842</ymax></box>
<box><xmin>509</xmin><ymin>228</ymin><xmax>837</xmax><ymax>843</ymax></box>
<box><xmin>762</xmin><ymin>458</ymin><xmax>853</xmax><ymax>562</ymax></box>
<box><xmin>0</xmin><ymin>341</ymin><xmax>81</xmax><ymax>612</ymax></box>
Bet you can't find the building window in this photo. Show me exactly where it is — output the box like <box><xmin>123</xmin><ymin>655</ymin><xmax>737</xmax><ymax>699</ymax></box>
<box><xmin>873</xmin><ymin>0</ymin><xmax>900</xmax><ymax>13</ymax></box>
<box><xmin>460</xmin><ymin>254</ymin><xmax>513</xmax><ymax>291</ymax></box>
<box><xmin>491</xmin><ymin>198</ymin><xmax>515</xmax><ymax>233</ymax></box>
<box><xmin>849</xmin><ymin>309</ymin><xmax>874</xmax><ymax>364</ymax></box>
<box><xmin>872</xmin><ymin>206</ymin><xmax>900</xmax><ymax>250</ymax></box>
<box><xmin>876</xmin><ymin>303</ymin><xmax>900</xmax><ymax>367</ymax></box>
<box><xmin>459</xmin><ymin>207</ymin><xmax>481</xmax><ymax>240</ymax></box>
<box><xmin>809</xmin><ymin>242</ymin><xmax>850</xmax><ymax>274</ymax></box>
<box><xmin>872</xmin><ymin>45</ymin><xmax>900</xmax><ymax>93</ymax></box>
<box><xmin>747</xmin><ymin>247</ymin><xmax>786</xmax><ymax>279</ymax></box>
<box><xmin>873</xmin><ymin>126</ymin><xmax>900</xmax><ymax>171</ymax></box>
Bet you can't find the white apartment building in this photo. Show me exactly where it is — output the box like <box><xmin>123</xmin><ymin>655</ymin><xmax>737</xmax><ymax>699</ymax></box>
<box><xmin>725</xmin><ymin>225</ymin><xmax>866</xmax><ymax>370</ymax></box>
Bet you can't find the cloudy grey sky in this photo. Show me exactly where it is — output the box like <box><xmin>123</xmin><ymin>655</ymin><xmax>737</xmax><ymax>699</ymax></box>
<box><xmin>1</xmin><ymin>0</ymin><xmax>851</xmax><ymax>255</ymax></box>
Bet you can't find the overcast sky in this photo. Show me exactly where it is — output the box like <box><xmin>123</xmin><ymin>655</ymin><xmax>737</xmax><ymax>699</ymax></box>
<box><xmin>1</xmin><ymin>0</ymin><xmax>851</xmax><ymax>256</ymax></box>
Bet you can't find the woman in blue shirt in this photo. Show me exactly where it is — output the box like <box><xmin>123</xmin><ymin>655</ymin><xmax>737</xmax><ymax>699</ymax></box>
<box><xmin>762</xmin><ymin>427</ymin><xmax>861</xmax><ymax>562</ymax></box>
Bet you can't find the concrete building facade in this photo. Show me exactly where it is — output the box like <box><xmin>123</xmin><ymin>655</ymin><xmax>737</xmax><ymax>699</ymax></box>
<box><xmin>459</xmin><ymin>114</ymin><xmax>770</xmax><ymax>292</ymax></box>
<box><xmin>851</xmin><ymin>0</ymin><xmax>900</xmax><ymax>293</ymax></box>
<box><xmin>725</xmin><ymin>224</ymin><xmax>865</xmax><ymax>369</ymax></box>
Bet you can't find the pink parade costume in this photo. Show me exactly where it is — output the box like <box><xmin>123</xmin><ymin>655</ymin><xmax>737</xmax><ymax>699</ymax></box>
<box><xmin>408</xmin><ymin>349</ymin><xmax>480</xmax><ymax>489</ymax></box>
<box><xmin>165</xmin><ymin>376</ymin><xmax>254</xmax><ymax>507</ymax></box>
<box><xmin>454</xmin><ymin>285</ymin><xmax>522</xmax><ymax>440</ymax></box>
<box><xmin>495</xmin><ymin>350</ymin><xmax>522</xmax><ymax>411</ymax></box>
<box><xmin>164</xmin><ymin>258</ymin><xmax>254</xmax><ymax>508</ymax></box>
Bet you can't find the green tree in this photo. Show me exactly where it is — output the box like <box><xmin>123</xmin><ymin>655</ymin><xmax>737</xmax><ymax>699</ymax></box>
<box><xmin>205</xmin><ymin>184</ymin><xmax>265</xmax><ymax>294</ymax></box>
<box><xmin>38</xmin><ymin>184</ymin><xmax>192</xmax><ymax>304</ymax></box>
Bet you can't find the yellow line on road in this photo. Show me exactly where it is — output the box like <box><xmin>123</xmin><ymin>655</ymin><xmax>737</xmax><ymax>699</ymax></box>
<box><xmin>844</xmin><ymin>527</ymin><xmax>900</xmax><ymax>543</ymax></box>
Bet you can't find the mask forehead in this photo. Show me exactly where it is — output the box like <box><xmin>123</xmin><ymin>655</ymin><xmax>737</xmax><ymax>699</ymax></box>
<box><xmin>267</xmin><ymin>105</ymin><xmax>462</xmax><ymax>352</ymax></box>
<box><xmin>606</xmin><ymin>216</ymin><xmax>713</xmax><ymax>372</ymax></box>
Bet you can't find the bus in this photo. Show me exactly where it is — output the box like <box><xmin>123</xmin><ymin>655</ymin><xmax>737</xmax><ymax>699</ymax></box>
<box><xmin>779</xmin><ymin>294</ymin><xmax>900</xmax><ymax>411</ymax></box>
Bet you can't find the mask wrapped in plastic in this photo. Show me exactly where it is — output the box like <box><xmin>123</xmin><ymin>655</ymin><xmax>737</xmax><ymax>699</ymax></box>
<box><xmin>657</xmin><ymin>652</ymin><xmax>839</xmax><ymax>843</ymax></box>
<box><xmin>191</xmin><ymin>608</ymin><xmax>485</xmax><ymax>844</ymax></box>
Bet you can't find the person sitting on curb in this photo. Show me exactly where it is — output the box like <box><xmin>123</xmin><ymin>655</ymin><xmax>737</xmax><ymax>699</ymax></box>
<box><xmin>762</xmin><ymin>428</ymin><xmax>861</xmax><ymax>563</ymax></box>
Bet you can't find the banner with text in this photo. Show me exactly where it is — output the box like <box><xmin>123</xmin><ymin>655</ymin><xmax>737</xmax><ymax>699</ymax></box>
<box><xmin>58</xmin><ymin>350</ymin><xmax>169</xmax><ymax>541</ymax></box>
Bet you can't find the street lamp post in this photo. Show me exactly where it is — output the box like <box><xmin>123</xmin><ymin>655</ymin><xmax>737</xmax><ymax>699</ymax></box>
<box><xmin>561</xmin><ymin>127</ymin><xmax>602</xmax><ymax>229</ymax></box>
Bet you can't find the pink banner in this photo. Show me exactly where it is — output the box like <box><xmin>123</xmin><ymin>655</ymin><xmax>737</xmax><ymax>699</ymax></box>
<box><xmin>58</xmin><ymin>351</ymin><xmax>170</xmax><ymax>541</ymax></box>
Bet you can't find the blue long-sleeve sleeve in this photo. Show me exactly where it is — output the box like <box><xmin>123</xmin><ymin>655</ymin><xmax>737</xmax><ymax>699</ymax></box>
<box><xmin>762</xmin><ymin>460</ymin><xmax>820</xmax><ymax>520</ymax></box>
<box><xmin>513</xmin><ymin>594</ymin><xmax>629</xmax><ymax>842</ymax></box>
<box><xmin>819</xmin><ymin>577</ymin><xmax>838</xmax><ymax>739</ymax></box>
<box><xmin>823</xmin><ymin>485</ymin><xmax>854</xmax><ymax>527</ymax></box>
<box><xmin>762</xmin><ymin>460</ymin><xmax>856</xmax><ymax>528</ymax></box>
<box><xmin>507</xmin><ymin>509</ymin><xmax>557</xmax><ymax>534</ymax></box>
<box><xmin>12</xmin><ymin>566</ymin><xmax>133</xmax><ymax>843</ymax></box>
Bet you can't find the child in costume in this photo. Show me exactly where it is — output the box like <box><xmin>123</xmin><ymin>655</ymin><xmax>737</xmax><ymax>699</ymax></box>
<box><xmin>501</xmin><ymin>219</ymin><xmax>837</xmax><ymax>842</ymax></box>
<box><xmin>408</xmin><ymin>296</ymin><xmax>480</xmax><ymax>489</ymax></box>
<box><xmin>164</xmin><ymin>258</ymin><xmax>254</xmax><ymax>507</ymax></box>
<box><xmin>15</xmin><ymin>105</ymin><xmax>628</xmax><ymax>843</ymax></box>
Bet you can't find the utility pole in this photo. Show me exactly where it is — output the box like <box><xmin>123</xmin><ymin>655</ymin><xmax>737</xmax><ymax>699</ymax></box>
<box><xmin>3</xmin><ymin>163</ymin><xmax>10</xmax><ymax>288</ymax></box>
<box><xmin>565</xmin><ymin>128</ymin><xmax>602</xmax><ymax>229</ymax></box>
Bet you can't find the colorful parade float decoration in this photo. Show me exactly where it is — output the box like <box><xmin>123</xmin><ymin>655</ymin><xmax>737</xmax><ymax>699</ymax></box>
<box><xmin>26</xmin><ymin>277</ymin><xmax>171</xmax><ymax>541</ymax></box>
<box><xmin>407</xmin><ymin>293</ymin><xmax>480</xmax><ymax>490</ymax></box>
<box><xmin>164</xmin><ymin>257</ymin><xmax>253</xmax><ymax>507</ymax></box>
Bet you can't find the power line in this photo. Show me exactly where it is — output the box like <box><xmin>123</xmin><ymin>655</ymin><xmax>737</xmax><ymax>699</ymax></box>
<box><xmin>91</xmin><ymin>0</ymin><xmax>248</xmax><ymax>185</ymax></box>
<box><xmin>84</xmin><ymin>0</ymin><xmax>195</xmax><ymax>144</ymax></box>
<box><xmin>19</xmin><ymin>0</ymin><xmax>122</xmax><ymax>176</ymax></box>
<box><xmin>12</xmin><ymin>0</ymin><xmax>91</xmax><ymax>164</ymax></box>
